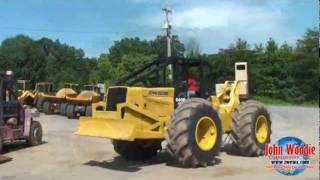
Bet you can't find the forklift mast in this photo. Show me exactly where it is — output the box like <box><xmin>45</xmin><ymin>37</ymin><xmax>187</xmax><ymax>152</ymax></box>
<box><xmin>0</xmin><ymin>71</ymin><xmax>21</xmax><ymax>126</ymax></box>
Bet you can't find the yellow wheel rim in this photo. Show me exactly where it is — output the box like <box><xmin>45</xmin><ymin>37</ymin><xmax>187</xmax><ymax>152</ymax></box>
<box><xmin>195</xmin><ymin>116</ymin><xmax>217</xmax><ymax>151</ymax></box>
<box><xmin>255</xmin><ymin>115</ymin><xmax>268</xmax><ymax>144</ymax></box>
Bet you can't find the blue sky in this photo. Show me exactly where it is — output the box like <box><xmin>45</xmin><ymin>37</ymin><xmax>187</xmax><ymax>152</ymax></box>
<box><xmin>0</xmin><ymin>0</ymin><xmax>317</xmax><ymax>57</ymax></box>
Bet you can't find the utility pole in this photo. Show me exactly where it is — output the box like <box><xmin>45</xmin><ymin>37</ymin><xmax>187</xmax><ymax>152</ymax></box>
<box><xmin>162</xmin><ymin>7</ymin><xmax>172</xmax><ymax>58</ymax></box>
<box><xmin>162</xmin><ymin>7</ymin><xmax>172</xmax><ymax>83</ymax></box>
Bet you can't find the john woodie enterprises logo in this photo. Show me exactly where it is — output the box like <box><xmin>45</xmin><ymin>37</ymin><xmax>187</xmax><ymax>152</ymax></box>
<box><xmin>265</xmin><ymin>136</ymin><xmax>316</xmax><ymax>176</ymax></box>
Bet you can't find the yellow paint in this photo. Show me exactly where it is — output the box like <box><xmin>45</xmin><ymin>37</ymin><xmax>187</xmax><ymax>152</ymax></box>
<box><xmin>17</xmin><ymin>80</ymin><xmax>35</xmax><ymax>103</ymax></box>
<box><xmin>18</xmin><ymin>82</ymin><xmax>56</xmax><ymax>105</ymax></box>
<box><xmin>55</xmin><ymin>88</ymin><xmax>77</xmax><ymax>98</ymax></box>
<box><xmin>209</xmin><ymin>81</ymin><xmax>241</xmax><ymax>132</ymax></box>
<box><xmin>76</xmin><ymin>116</ymin><xmax>165</xmax><ymax>141</ymax></box>
<box><xmin>41</xmin><ymin>88</ymin><xmax>77</xmax><ymax>102</ymax></box>
<box><xmin>255</xmin><ymin>115</ymin><xmax>268</xmax><ymax>143</ymax></box>
<box><xmin>91</xmin><ymin>101</ymin><xmax>106</xmax><ymax>117</ymax></box>
<box><xmin>18</xmin><ymin>90</ymin><xmax>36</xmax><ymax>100</ymax></box>
<box><xmin>66</xmin><ymin>90</ymin><xmax>102</xmax><ymax>104</ymax></box>
<box><xmin>195</xmin><ymin>116</ymin><xmax>217</xmax><ymax>151</ymax></box>
<box><xmin>77</xmin><ymin>80</ymin><xmax>244</xmax><ymax>140</ymax></box>
<box><xmin>76</xmin><ymin>87</ymin><xmax>174</xmax><ymax>140</ymax></box>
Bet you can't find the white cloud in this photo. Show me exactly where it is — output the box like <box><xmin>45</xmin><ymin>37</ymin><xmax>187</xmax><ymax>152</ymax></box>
<box><xmin>174</xmin><ymin>6</ymin><xmax>230</xmax><ymax>29</ymax></box>
<box><xmin>139</xmin><ymin>2</ymin><xmax>282</xmax><ymax>31</ymax></box>
<box><xmin>133</xmin><ymin>0</ymin><xmax>307</xmax><ymax>53</ymax></box>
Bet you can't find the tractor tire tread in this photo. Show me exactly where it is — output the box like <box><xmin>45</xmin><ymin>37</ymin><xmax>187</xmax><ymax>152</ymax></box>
<box><xmin>230</xmin><ymin>100</ymin><xmax>271</xmax><ymax>156</ymax></box>
<box><xmin>27</xmin><ymin>121</ymin><xmax>43</xmax><ymax>146</ymax></box>
<box><xmin>166</xmin><ymin>98</ymin><xmax>222</xmax><ymax>168</ymax></box>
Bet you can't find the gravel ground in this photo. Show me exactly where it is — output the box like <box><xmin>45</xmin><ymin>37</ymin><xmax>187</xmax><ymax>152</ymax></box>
<box><xmin>0</xmin><ymin>105</ymin><xmax>318</xmax><ymax>180</ymax></box>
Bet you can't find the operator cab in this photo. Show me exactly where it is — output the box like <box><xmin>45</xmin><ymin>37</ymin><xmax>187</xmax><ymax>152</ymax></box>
<box><xmin>17</xmin><ymin>80</ymin><xmax>31</xmax><ymax>92</ymax></box>
<box><xmin>64</xmin><ymin>83</ymin><xmax>79</xmax><ymax>92</ymax></box>
<box><xmin>114</xmin><ymin>57</ymin><xmax>214</xmax><ymax>107</ymax></box>
<box><xmin>35</xmin><ymin>82</ymin><xmax>54</xmax><ymax>94</ymax></box>
<box><xmin>172</xmin><ymin>59</ymin><xmax>213</xmax><ymax>106</ymax></box>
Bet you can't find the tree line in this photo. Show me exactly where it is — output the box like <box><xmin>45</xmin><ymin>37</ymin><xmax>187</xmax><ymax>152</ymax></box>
<box><xmin>0</xmin><ymin>28</ymin><xmax>318</xmax><ymax>104</ymax></box>
<box><xmin>205</xmin><ymin>28</ymin><xmax>318</xmax><ymax>103</ymax></box>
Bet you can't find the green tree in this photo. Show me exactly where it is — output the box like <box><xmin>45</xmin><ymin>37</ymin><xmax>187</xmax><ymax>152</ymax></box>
<box><xmin>0</xmin><ymin>35</ymin><xmax>46</xmax><ymax>83</ymax></box>
<box><xmin>151</xmin><ymin>35</ymin><xmax>185</xmax><ymax>57</ymax></box>
<box><xmin>90</xmin><ymin>54</ymin><xmax>114</xmax><ymax>87</ymax></box>
<box><xmin>290</xmin><ymin>28</ymin><xmax>318</xmax><ymax>102</ymax></box>
<box><xmin>266</xmin><ymin>38</ymin><xmax>278</xmax><ymax>54</ymax></box>
<box><xmin>108</xmin><ymin>37</ymin><xmax>154</xmax><ymax>66</ymax></box>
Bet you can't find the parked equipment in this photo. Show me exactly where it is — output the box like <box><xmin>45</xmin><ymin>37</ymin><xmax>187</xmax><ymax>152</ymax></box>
<box><xmin>17</xmin><ymin>80</ymin><xmax>33</xmax><ymax>106</ymax></box>
<box><xmin>0</xmin><ymin>71</ymin><xmax>43</xmax><ymax>156</ymax></box>
<box><xmin>76</xmin><ymin>57</ymin><xmax>271</xmax><ymax>167</ymax></box>
<box><xmin>34</xmin><ymin>82</ymin><xmax>55</xmax><ymax>110</ymax></box>
<box><xmin>17</xmin><ymin>81</ymin><xmax>54</xmax><ymax>110</ymax></box>
<box><xmin>63</xmin><ymin>85</ymin><xmax>103</xmax><ymax>119</ymax></box>
<box><xmin>41</xmin><ymin>83</ymin><xmax>78</xmax><ymax>115</ymax></box>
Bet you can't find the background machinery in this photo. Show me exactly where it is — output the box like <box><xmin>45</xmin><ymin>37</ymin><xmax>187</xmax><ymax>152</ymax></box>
<box><xmin>63</xmin><ymin>85</ymin><xmax>103</xmax><ymax>119</ymax></box>
<box><xmin>18</xmin><ymin>81</ymin><xmax>54</xmax><ymax>109</ymax></box>
<box><xmin>76</xmin><ymin>57</ymin><xmax>272</xmax><ymax>167</ymax></box>
<box><xmin>34</xmin><ymin>82</ymin><xmax>55</xmax><ymax>110</ymax></box>
<box><xmin>17</xmin><ymin>80</ymin><xmax>33</xmax><ymax>106</ymax></box>
<box><xmin>42</xmin><ymin>83</ymin><xmax>78</xmax><ymax>115</ymax></box>
<box><xmin>0</xmin><ymin>71</ymin><xmax>43</xmax><ymax>162</ymax></box>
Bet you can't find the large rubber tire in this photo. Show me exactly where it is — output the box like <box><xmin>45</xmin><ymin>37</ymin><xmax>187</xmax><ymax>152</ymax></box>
<box><xmin>60</xmin><ymin>103</ymin><xmax>67</xmax><ymax>116</ymax></box>
<box><xmin>166</xmin><ymin>98</ymin><xmax>223</xmax><ymax>167</ymax></box>
<box><xmin>43</xmin><ymin>101</ymin><xmax>53</xmax><ymax>114</ymax></box>
<box><xmin>36</xmin><ymin>97</ymin><xmax>44</xmax><ymax>112</ymax></box>
<box><xmin>112</xmin><ymin>140</ymin><xmax>161</xmax><ymax>161</ymax></box>
<box><xmin>85</xmin><ymin>106</ymin><xmax>92</xmax><ymax>116</ymax></box>
<box><xmin>27</xmin><ymin>121</ymin><xmax>43</xmax><ymax>146</ymax></box>
<box><xmin>230</xmin><ymin>100</ymin><xmax>271</xmax><ymax>156</ymax></box>
<box><xmin>66</xmin><ymin>104</ymin><xmax>76</xmax><ymax>119</ymax></box>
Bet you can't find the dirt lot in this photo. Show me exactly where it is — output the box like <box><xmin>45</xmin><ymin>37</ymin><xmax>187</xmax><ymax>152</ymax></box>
<box><xmin>0</xmin><ymin>106</ymin><xmax>318</xmax><ymax>180</ymax></box>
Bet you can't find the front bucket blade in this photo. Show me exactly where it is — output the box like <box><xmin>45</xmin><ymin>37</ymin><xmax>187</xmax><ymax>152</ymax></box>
<box><xmin>75</xmin><ymin>117</ymin><xmax>135</xmax><ymax>141</ymax></box>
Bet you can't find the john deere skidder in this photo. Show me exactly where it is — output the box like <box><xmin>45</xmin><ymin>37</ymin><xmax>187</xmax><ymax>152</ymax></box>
<box><xmin>76</xmin><ymin>57</ymin><xmax>271</xmax><ymax>167</ymax></box>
